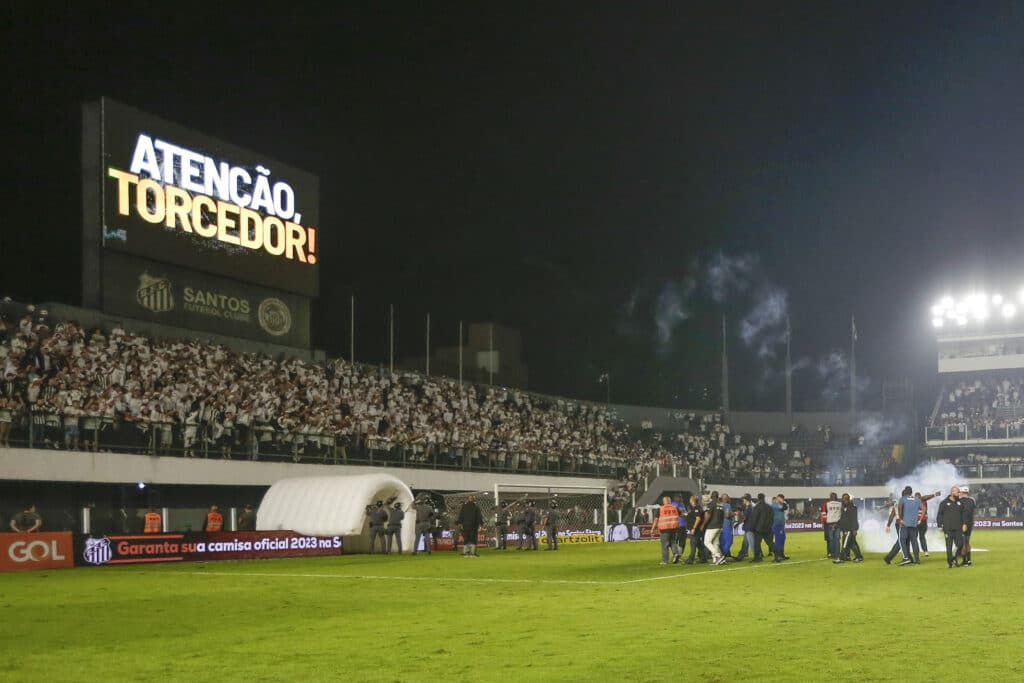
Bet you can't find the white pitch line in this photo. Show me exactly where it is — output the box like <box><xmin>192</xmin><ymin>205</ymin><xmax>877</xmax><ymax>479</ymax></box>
<box><xmin>154</xmin><ymin>558</ymin><xmax>821</xmax><ymax>587</ymax></box>
<box><xmin>180</xmin><ymin>573</ymin><xmax>614</xmax><ymax>589</ymax></box>
<box><xmin>620</xmin><ymin>558</ymin><xmax>824</xmax><ymax>583</ymax></box>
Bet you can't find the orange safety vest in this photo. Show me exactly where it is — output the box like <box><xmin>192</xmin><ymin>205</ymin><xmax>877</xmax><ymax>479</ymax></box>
<box><xmin>206</xmin><ymin>511</ymin><xmax>224</xmax><ymax>532</ymax></box>
<box><xmin>917</xmin><ymin>500</ymin><xmax>928</xmax><ymax>525</ymax></box>
<box><xmin>656</xmin><ymin>503</ymin><xmax>681</xmax><ymax>531</ymax></box>
<box><xmin>144</xmin><ymin>512</ymin><xmax>162</xmax><ymax>533</ymax></box>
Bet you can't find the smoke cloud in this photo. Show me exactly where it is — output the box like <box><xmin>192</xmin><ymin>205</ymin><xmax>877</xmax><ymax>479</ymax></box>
<box><xmin>739</xmin><ymin>285</ymin><xmax>788</xmax><ymax>359</ymax></box>
<box><xmin>859</xmin><ymin>460</ymin><xmax>962</xmax><ymax>553</ymax></box>
<box><xmin>644</xmin><ymin>251</ymin><xmax>789</xmax><ymax>360</ymax></box>
<box><xmin>706</xmin><ymin>251</ymin><xmax>757</xmax><ymax>303</ymax></box>
<box><xmin>627</xmin><ymin>250</ymin><xmax>869</xmax><ymax>407</ymax></box>
<box><xmin>654</xmin><ymin>279</ymin><xmax>694</xmax><ymax>350</ymax></box>
<box><xmin>855</xmin><ymin>414</ymin><xmax>908</xmax><ymax>447</ymax></box>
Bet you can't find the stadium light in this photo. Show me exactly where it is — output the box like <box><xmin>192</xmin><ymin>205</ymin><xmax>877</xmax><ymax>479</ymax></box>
<box><xmin>931</xmin><ymin>288</ymin><xmax>1024</xmax><ymax>330</ymax></box>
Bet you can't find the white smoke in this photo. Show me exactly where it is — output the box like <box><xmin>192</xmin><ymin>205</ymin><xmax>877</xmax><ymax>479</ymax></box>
<box><xmin>706</xmin><ymin>252</ymin><xmax>757</xmax><ymax>303</ymax></box>
<box><xmin>654</xmin><ymin>280</ymin><xmax>694</xmax><ymax>349</ymax></box>
<box><xmin>855</xmin><ymin>414</ymin><xmax>908</xmax><ymax>447</ymax></box>
<box><xmin>859</xmin><ymin>460</ymin><xmax>962</xmax><ymax>553</ymax></box>
<box><xmin>645</xmin><ymin>251</ymin><xmax>789</xmax><ymax>359</ymax></box>
<box><xmin>739</xmin><ymin>285</ymin><xmax>788</xmax><ymax>359</ymax></box>
<box><xmin>789</xmin><ymin>349</ymin><xmax>871</xmax><ymax>406</ymax></box>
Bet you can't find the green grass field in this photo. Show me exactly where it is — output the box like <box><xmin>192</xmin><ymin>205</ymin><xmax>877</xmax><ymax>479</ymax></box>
<box><xmin>2</xmin><ymin>532</ymin><xmax>1022</xmax><ymax>682</ymax></box>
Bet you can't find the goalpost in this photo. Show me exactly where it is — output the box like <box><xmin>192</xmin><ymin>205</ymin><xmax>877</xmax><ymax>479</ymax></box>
<box><xmin>438</xmin><ymin>483</ymin><xmax>608</xmax><ymax>548</ymax></box>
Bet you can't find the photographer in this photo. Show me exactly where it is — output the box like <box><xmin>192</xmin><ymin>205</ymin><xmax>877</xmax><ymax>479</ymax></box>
<box><xmin>385</xmin><ymin>501</ymin><xmax>405</xmax><ymax>554</ymax></box>
<box><xmin>412</xmin><ymin>495</ymin><xmax>435</xmax><ymax>555</ymax></box>
<box><xmin>367</xmin><ymin>500</ymin><xmax>388</xmax><ymax>554</ymax></box>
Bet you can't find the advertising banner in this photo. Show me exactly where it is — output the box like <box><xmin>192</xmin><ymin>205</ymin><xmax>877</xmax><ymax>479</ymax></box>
<box><xmin>0</xmin><ymin>532</ymin><xmax>75</xmax><ymax>572</ymax></box>
<box><xmin>101</xmin><ymin>251</ymin><xmax>310</xmax><ymax>347</ymax></box>
<box><xmin>416</xmin><ymin>528</ymin><xmax>605</xmax><ymax>551</ymax></box>
<box><xmin>92</xmin><ymin>98</ymin><xmax>320</xmax><ymax>297</ymax></box>
<box><xmin>75</xmin><ymin>531</ymin><xmax>342</xmax><ymax>566</ymax></box>
<box><xmin>970</xmin><ymin>517</ymin><xmax>1024</xmax><ymax>529</ymax></box>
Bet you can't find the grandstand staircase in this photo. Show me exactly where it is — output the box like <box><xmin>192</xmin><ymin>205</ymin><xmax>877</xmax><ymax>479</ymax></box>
<box><xmin>635</xmin><ymin>476</ymin><xmax>701</xmax><ymax>507</ymax></box>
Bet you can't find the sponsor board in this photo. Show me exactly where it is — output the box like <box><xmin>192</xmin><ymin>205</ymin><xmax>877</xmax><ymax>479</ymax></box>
<box><xmin>75</xmin><ymin>531</ymin><xmax>342</xmax><ymax>566</ymax></box>
<box><xmin>0</xmin><ymin>532</ymin><xmax>75</xmax><ymax>572</ymax></box>
<box><xmin>535</xmin><ymin>530</ymin><xmax>604</xmax><ymax>544</ymax></box>
<box><xmin>102</xmin><ymin>252</ymin><xmax>310</xmax><ymax>347</ymax></box>
<box><xmin>416</xmin><ymin>528</ymin><xmax>605</xmax><ymax>551</ymax></box>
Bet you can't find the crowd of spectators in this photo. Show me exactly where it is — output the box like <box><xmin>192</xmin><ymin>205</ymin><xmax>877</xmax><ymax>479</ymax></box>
<box><xmin>0</xmin><ymin>300</ymin><xmax>633</xmax><ymax>476</ymax></box>
<box><xmin>973</xmin><ymin>483</ymin><xmax>1024</xmax><ymax>518</ymax></box>
<box><xmin>2</xmin><ymin>299</ymin><xmax>901</xmax><ymax>493</ymax></box>
<box><xmin>930</xmin><ymin>376</ymin><xmax>1024</xmax><ymax>439</ymax></box>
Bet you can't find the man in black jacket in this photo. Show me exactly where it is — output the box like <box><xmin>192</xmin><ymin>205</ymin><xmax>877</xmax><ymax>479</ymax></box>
<box><xmin>834</xmin><ymin>493</ymin><xmax>863</xmax><ymax>563</ymax></box>
<box><xmin>683</xmin><ymin>495</ymin><xmax>705</xmax><ymax>564</ymax></box>
<box><xmin>458</xmin><ymin>495</ymin><xmax>483</xmax><ymax>557</ymax></box>
<box><xmin>958</xmin><ymin>485</ymin><xmax>977</xmax><ymax>566</ymax></box>
<box><xmin>936</xmin><ymin>486</ymin><xmax>966</xmax><ymax>568</ymax></box>
<box><xmin>748</xmin><ymin>493</ymin><xmax>774</xmax><ymax>562</ymax></box>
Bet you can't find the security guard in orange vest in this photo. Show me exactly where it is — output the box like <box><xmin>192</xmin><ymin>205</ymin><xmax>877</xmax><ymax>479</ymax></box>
<box><xmin>654</xmin><ymin>495</ymin><xmax>682</xmax><ymax>565</ymax></box>
<box><xmin>204</xmin><ymin>505</ymin><xmax>224</xmax><ymax>532</ymax></box>
<box><xmin>143</xmin><ymin>508</ymin><xmax>162</xmax><ymax>533</ymax></box>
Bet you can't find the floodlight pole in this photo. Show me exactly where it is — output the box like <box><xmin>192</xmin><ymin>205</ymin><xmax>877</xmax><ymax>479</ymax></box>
<box><xmin>458</xmin><ymin>320</ymin><xmax>463</xmax><ymax>387</ymax></box>
<box><xmin>425</xmin><ymin>312</ymin><xmax>430</xmax><ymax>377</ymax></box>
<box><xmin>721</xmin><ymin>315</ymin><xmax>730</xmax><ymax>414</ymax></box>
<box><xmin>850</xmin><ymin>314</ymin><xmax>857</xmax><ymax>417</ymax></box>
<box><xmin>350</xmin><ymin>294</ymin><xmax>355</xmax><ymax>364</ymax></box>
<box><xmin>785</xmin><ymin>315</ymin><xmax>792</xmax><ymax>415</ymax></box>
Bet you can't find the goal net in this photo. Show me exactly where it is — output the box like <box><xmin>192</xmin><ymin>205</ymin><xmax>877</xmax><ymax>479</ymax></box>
<box><xmin>437</xmin><ymin>483</ymin><xmax>607</xmax><ymax>548</ymax></box>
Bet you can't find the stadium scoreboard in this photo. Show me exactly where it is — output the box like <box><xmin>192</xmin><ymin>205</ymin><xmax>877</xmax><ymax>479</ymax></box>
<box><xmin>82</xmin><ymin>98</ymin><xmax>318</xmax><ymax>347</ymax></box>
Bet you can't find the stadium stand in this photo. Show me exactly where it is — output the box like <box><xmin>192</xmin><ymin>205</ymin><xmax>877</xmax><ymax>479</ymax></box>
<box><xmin>928</xmin><ymin>375</ymin><xmax>1024</xmax><ymax>440</ymax></box>
<box><xmin>2</xmin><ymin>298</ymin><xmax>905</xmax><ymax>494</ymax></box>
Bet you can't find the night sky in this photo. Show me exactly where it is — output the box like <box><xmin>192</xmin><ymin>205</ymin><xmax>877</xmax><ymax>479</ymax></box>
<box><xmin>4</xmin><ymin>3</ymin><xmax>1024</xmax><ymax>412</ymax></box>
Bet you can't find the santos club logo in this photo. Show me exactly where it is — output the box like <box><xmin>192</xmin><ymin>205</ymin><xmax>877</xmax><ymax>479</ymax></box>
<box><xmin>258</xmin><ymin>297</ymin><xmax>292</xmax><ymax>336</ymax></box>
<box><xmin>136</xmin><ymin>272</ymin><xmax>174</xmax><ymax>313</ymax></box>
<box><xmin>83</xmin><ymin>537</ymin><xmax>113</xmax><ymax>566</ymax></box>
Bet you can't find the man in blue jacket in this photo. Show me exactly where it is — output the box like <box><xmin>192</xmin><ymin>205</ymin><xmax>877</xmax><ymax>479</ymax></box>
<box><xmin>771</xmin><ymin>494</ymin><xmax>790</xmax><ymax>561</ymax></box>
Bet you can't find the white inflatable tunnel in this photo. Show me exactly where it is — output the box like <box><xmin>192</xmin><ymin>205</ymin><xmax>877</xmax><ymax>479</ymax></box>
<box><xmin>257</xmin><ymin>473</ymin><xmax>415</xmax><ymax>553</ymax></box>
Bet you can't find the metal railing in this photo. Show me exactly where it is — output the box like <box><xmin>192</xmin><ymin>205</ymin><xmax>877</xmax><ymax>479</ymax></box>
<box><xmin>0</xmin><ymin>410</ymin><xmax>628</xmax><ymax>480</ymax></box>
<box><xmin>925</xmin><ymin>424</ymin><xmax>1024</xmax><ymax>443</ymax></box>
